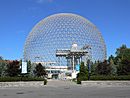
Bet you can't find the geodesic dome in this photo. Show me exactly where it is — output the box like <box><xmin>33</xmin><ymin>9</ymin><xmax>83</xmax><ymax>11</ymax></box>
<box><xmin>24</xmin><ymin>13</ymin><xmax>106</xmax><ymax>63</ymax></box>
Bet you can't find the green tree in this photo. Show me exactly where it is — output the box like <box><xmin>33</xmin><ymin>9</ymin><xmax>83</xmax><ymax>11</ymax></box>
<box><xmin>0</xmin><ymin>60</ymin><xmax>7</xmax><ymax>76</ymax></box>
<box><xmin>6</xmin><ymin>60</ymin><xmax>20</xmax><ymax>77</ymax></box>
<box><xmin>77</xmin><ymin>62</ymin><xmax>88</xmax><ymax>84</ymax></box>
<box><xmin>108</xmin><ymin>55</ymin><xmax>115</xmax><ymax>64</ymax></box>
<box><xmin>96</xmin><ymin>60</ymin><xmax>112</xmax><ymax>75</ymax></box>
<box><xmin>115</xmin><ymin>45</ymin><xmax>130</xmax><ymax>75</ymax></box>
<box><xmin>122</xmin><ymin>49</ymin><xmax>130</xmax><ymax>60</ymax></box>
<box><xmin>116</xmin><ymin>44</ymin><xmax>127</xmax><ymax>56</ymax></box>
<box><xmin>110</xmin><ymin>59</ymin><xmax>117</xmax><ymax>75</ymax></box>
<box><xmin>27</xmin><ymin>60</ymin><xmax>31</xmax><ymax>76</ymax></box>
<box><xmin>34</xmin><ymin>63</ymin><xmax>46</xmax><ymax>77</ymax></box>
<box><xmin>91</xmin><ymin>61</ymin><xmax>98</xmax><ymax>75</ymax></box>
<box><xmin>117</xmin><ymin>59</ymin><xmax>130</xmax><ymax>75</ymax></box>
<box><xmin>80</xmin><ymin>62</ymin><xmax>87</xmax><ymax>74</ymax></box>
<box><xmin>116</xmin><ymin>44</ymin><xmax>130</xmax><ymax>60</ymax></box>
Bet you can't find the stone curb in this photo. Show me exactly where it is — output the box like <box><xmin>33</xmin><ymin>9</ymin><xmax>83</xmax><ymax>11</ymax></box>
<box><xmin>81</xmin><ymin>81</ymin><xmax>130</xmax><ymax>87</ymax></box>
<box><xmin>0</xmin><ymin>81</ymin><xmax>45</xmax><ymax>88</ymax></box>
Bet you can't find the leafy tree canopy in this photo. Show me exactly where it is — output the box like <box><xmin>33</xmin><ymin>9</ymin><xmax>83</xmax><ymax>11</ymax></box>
<box><xmin>116</xmin><ymin>44</ymin><xmax>130</xmax><ymax>60</ymax></box>
<box><xmin>6</xmin><ymin>60</ymin><xmax>20</xmax><ymax>77</ymax></box>
<box><xmin>35</xmin><ymin>63</ymin><xmax>46</xmax><ymax>77</ymax></box>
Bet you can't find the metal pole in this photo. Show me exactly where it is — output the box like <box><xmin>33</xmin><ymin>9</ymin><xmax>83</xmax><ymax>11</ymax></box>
<box><xmin>58</xmin><ymin>57</ymin><xmax>60</xmax><ymax>66</ymax></box>
<box><xmin>72</xmin><ymin>55</ymin><xmax>74</xmax><ymax>72</ymax></box>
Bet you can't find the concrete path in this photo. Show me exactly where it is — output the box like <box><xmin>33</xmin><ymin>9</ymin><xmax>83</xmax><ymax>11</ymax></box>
<box><xmin>0</xmin><ymin>80</ymin><xmax>130</xmax><ymax>98</ymax></box>
<box><xmin>47</xmin><ymin>79</ymin><xmax>78</xmax><ymax>87</ymax></box>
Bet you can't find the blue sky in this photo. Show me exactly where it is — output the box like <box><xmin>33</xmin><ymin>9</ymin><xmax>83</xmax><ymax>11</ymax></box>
<box><xmin>0</xmin><ymin>0</ymin><xmax>130</xmax><ymax>60</ymax></box>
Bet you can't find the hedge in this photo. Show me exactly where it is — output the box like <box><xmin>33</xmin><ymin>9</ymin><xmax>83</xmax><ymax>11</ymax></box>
<box><xmin>0</xmin><ymin>76</ymin><xmax>47</xmax><ymax>83</ymax></box>
<box><xmin>90</xmin><ymin>75</ymin><xmax>130</xmax><ymax>80</ymax></box>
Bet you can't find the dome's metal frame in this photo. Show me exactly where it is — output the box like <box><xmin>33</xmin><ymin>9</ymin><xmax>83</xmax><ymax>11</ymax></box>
<box><xmin>24</xmin><ymin>13</ymin><xmax>106</xmax><ymax>65</ymax></box>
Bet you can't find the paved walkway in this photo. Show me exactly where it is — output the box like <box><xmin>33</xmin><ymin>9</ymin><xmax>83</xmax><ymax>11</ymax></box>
<box><xmin>47</xmin><ymin>79</ymin><xmax>78</xmax><ymax>87</ymax></box>
<box><xmin>0</xmin><ymin>80</ymin><xmax>130</xmax><ymax>98</ymax></box>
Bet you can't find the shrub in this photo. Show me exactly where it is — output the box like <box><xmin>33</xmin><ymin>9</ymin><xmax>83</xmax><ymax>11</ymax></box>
<box><xmin>96</xmin><ymin>60</ymin><xmax>112</xmax><ymax>75</ymax></box>
<box><xmin>117</xmin><ymin>59</ymin><xmax>130</xmax><ymax>75</ymax></box>
<box><xmin>34</xmin><ymin>63</ymin><xmax>47</xmax><ymax>77</ymax></box>
<box><xmin>77</xmin><ymin>62</ymin><xmax>88</xmax><ymax>84</ymax></box>
<box><xmin>0</xmin><ymin>76</ymin><xmax>47</xmax><ymax>82</ymax></box>
<box><xmin>90</xmin><ymin>75</ymin><xmax>130</xmax><ymax>80</ymax></box>
<box><xmin>6</xmin><ymin>60</ymin><xmax>20</xmax><ymax>77</ymax></box>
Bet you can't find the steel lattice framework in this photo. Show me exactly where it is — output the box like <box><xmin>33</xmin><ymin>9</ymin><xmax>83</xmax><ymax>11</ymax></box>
<box><xmin>24</xmin><ymin>13</ymin><xmax>106</xmax><ymax>63</ymax></box>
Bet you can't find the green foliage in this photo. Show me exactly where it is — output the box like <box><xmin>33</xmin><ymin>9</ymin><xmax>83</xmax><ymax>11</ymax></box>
<box><xmin>117</xmin><ymin>59</ymin><xmax>130</xmax><ymax>75</ymax></box>
<box><xmin>90</xmin><ymin>44</ymin><xmax>130</xmax><ymax>78</ymax></box>
<box><xmin>110</xmin><ymin>59</ymin><xmax>117</xmax><ymax>75</ymax></box>
<box><xmin>124</xmin><ymin>49</ymin><xmax>130</xmax><ymax>60</ymax></box>
<box><xmin>113</xmin><ymin>44</ymin><xmax>130</xmax><ymax>75</ymax></box>
<box><xmin>0</xmin><ymin>60</ymin><xmax>7</xmax><ymax>76</ymax></box>
<box><xmin>91</xmin><ymin>61</ymin><xmax>98</xmax><ymax>75</ymax></box>
<box><xmin>76</xmin><ymin>74</ymin><xmax>81</xmax><ymax>84</ymax></box>
<box><xmin>34</xmin><ymin>63</ymin><xmax>47</xmax><ymax>77</ymax></box>
<box><xmin>80</xmin><ymin>62</ymin><xmax>87</xmax><ymax>74</ymax></box>
<box><xmin>96</xmin><ymin>60</ymin><xmax>112</xmax><ymax>75</ymax></box>
<box><xmin>116</xmin><ymin>44</ymin><xmax>127</xmax><ymax>56</ymax></box>
<box><xmin>27</xmin><ymin>60</ymin><xmax>32</xmax><ymax>76</ymax></box>
<box><xmin>90</xmin><ymin>75</ymin><xmax>130</xmax><ymax>80</ymax></box>
<box><xmin>6</xmin><ymin>60</ymin><xmax>21</xmax><ymax>77</ymax></box>
<box><xmin>116</xmin><ymin>44</ymin><xmax>130</xmax><ymax>60</ymax></box>
<box><xmin>77</xmin><ymin>62</ymin><xmax>88</xmax><ymax>84</ymax></box>
<box><xmin>108</xmin><ymin>55</ymin><xmax>115</xmax><ymax>63</ymax></box>
<box><xmin>0</xmin><ymin>60</ymin><xmax>48</xmax><ymax>79</ymax></box>
<box><xmin>0</xmin><ymin>76</ymin><xmax>47</xmax><ymax>82</ymax></box>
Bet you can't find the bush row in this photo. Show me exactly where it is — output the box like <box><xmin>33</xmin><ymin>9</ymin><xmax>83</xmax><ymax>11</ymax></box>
<box><xmin>90</xmin><ymin>75</ymin><xmax>130</xmax><ymax>80</ymax></box>
<box><xmin>0</xmin><ymin>76</ymin><xmax>47</xmax><ymax>83</ymax></box>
